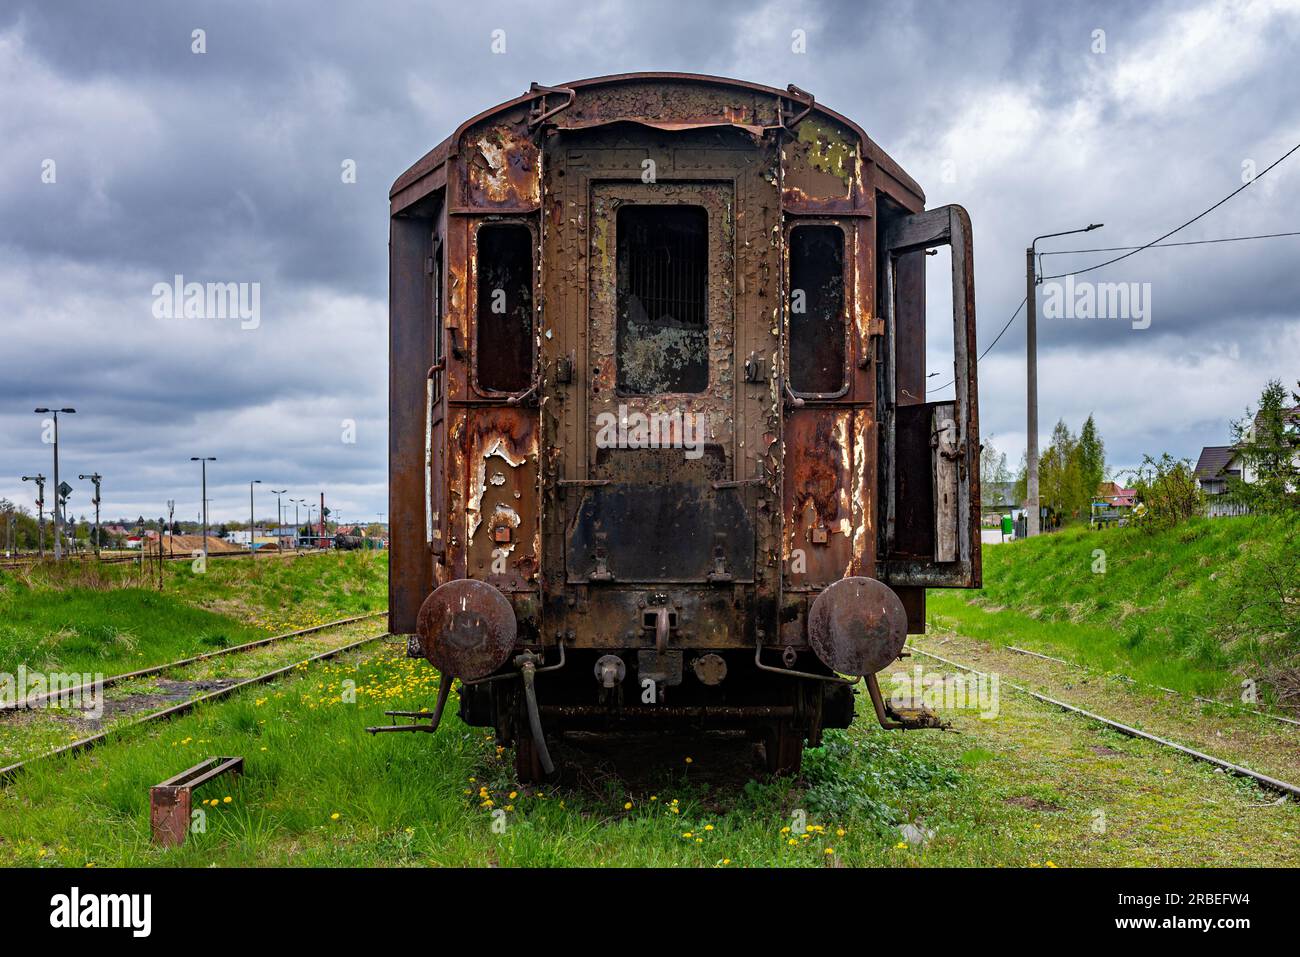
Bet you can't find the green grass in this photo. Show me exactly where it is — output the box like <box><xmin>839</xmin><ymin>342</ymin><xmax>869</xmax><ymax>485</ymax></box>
<box><xmin>929</xmin><ymin>514</ymin><xmax>1299</xmax><ymax>701</ymax></box>
<box><xmin>2</xmin><ymin>642</ymin><xmax>1296</xmax><ymax>868</ymax></box>
<box><xmin>0</xmin><ymin>552</ymin><xmax>387</xmax><ymax>678</ymax></box>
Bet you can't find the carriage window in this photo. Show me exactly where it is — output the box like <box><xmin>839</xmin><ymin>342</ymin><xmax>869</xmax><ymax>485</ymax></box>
<box><xmin>476</xmin><ymin>224</ymin><xmax>533</xmax><ymax>393</ymax></box>
<box><xmin>789</xmin><ymin>225</ymin><xmax>846</xmax><ymax>394</ymax></box>
<box><xmin>617</xmin><ymin>205</ymin><xmax>708</xmax><ymax>394</ymax></box>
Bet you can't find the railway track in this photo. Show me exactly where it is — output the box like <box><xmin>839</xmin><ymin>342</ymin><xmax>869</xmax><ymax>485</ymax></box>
<box><xmin>1003</xmin><ymin>644</ymin><xmax>1300</xmax><ymax>729</ymax></box>
<box><xmin>0</xmin><ymin>611</ymin><xmax>387</xmax><ymax>712</ymax></box>
<box><xmin>0</xmin><ymin>549</ymin><xmax>318</xmax><ymax>570</ymax></box>
<box><xmin>907</xmin><ymin>643</ymin><xmax>1300</xmax><ymax>801</ymax></box>
<box><xmin>0</xmin><ymin>613</ymin><xmax>392</xmax><ymax>784</ymax></box>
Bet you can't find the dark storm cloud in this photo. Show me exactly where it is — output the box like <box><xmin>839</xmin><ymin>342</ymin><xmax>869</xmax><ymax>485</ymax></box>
<box><xmin>1</xmin><ymin>0</ymin><xmax>1297</xmax><ymax>523</ymax></box>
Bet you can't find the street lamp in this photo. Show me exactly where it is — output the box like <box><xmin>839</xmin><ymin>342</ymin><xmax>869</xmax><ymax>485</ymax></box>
<box><xmin>78</xmin><ymin>472</ymin><xmax>102</xmax><ymax>557</ymax></box>
<box><xmin>248</xmin><ymin>480</ymin><xmax>262</xmax><ymax>558</ymax></box>
<box><xmin>270</xmin><ymin>489</ymin><xmax>287</xmax><ymax>552</ymax></box>
<box><xmin>1024</xmin><ymin>224</ymin><xmax>1102</xmax><ymax>536</ymax></box>
<box><xmin>21</xmin><ymin>474</ymin><xmax>46</xmax><ymax>558</ymax></box>
<box><xmin>290</xmin><ymin>498</ymin><xmax>305</xmax><ymax>550</ymax></box>
<box><xmin>190</xmin><ymin>457</ymin><xmax>216</xmax><ymax>566</ymax></box>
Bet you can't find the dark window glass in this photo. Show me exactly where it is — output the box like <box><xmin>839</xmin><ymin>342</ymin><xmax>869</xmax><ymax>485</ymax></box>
<box><xmin>789</xmin><ymin>225</ymin><xmax>846</xmax><ymax>394</ymax></box>
<box><xmin>616</xmin><ymin>205</ymin><xmax>708</xmax><ymax>394</ymax></box>
<box><xmin>476</xmin><ymin>224</ymin><xmax>533</xmax><ymax>393</ymax></box>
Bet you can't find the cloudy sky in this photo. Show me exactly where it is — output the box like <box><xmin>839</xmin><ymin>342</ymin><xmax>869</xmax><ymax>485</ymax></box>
<box><xmin>1</xmin><ymin>0</ymin><xmax>1297</xmax><ymax>524</ymax></box>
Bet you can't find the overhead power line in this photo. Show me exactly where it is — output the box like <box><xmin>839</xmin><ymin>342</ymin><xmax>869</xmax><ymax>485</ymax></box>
<box><xmin>926</xmin><ymin>140</ymin><xmax>1300</xmax><ymax>393</ymax></box>
<box><xmin>1039</xmin><ymin>229</ymin><xmax>1300</xmax><ymax>257</ymax></box>
<box><xmin>1039</xmin><ymin>141</ymin><xmax>1300</xmax><ymax>281</ymax></box>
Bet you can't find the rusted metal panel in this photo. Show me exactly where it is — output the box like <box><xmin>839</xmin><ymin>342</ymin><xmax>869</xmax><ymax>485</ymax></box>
<box><xmin>462</xmin><ymin>119</ymin><xmax>541</xmax><ymax>211</ymax></box>
<box><xmin>781</xmin><ymin>116</ymin><xmax>868</xmax><ymax>214</ymax></box>
<box><xmin>389</xmin><ymin>214</ymin><xmax>435</xmax><ymax>635</ymax></box>
<box><xmin>459</xmin><ymin>407</ymin><xmax>539</xmax><ymax>592</ymax></box>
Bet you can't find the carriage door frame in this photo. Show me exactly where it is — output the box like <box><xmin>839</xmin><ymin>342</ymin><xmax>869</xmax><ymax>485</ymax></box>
<box><xmin>568</xmin><ymin>179</ymin><xmax>751</xmax><ymax>584</ymax></box>
<box><xmin>878</xmin><ymin>204</ymin><xmax>982</xmax><ymax>588</ymax></box>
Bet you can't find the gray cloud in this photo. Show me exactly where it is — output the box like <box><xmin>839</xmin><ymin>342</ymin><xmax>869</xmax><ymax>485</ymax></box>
<box><xmin>1</xmin><ymin>0</ymin><xmax>1297</xmax><ymax>523</ymax></box>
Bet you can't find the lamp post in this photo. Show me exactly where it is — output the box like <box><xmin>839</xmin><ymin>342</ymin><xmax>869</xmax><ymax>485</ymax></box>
<box><xmin>1025</xmin><ymin>224</ymin><xmax>1102</xmax><ymax>536</ymax></box>
<box><xmin>248</xmin><ymin>479</ymin><xmax>262</xmax><ymax>558</ymax></box>
<box><xmin>290</xmin><ymin>498</ymin><xmax>305</xmax><ymax>550</ymax></box>
<box><xmin>33</xmin><ymin>408</ymin><xmax>75</xmax><ymax>560</ymax></box>
<box><xmin>270</xmin><ymin>489</ymin><xmax>287</xmax><ymax>552</ymax></box>
<box><xmin>79</xmin><ymin>472</ymin><xmax>102</xmax><ymax>557</ymax></box>
<box><xmin>190</xmin><ymin>457</ymin><xmax>216</xmax><ymax>567</ymax></box>
<box><xmin>21</xmin><ymin>474</ymin><xmax>45</xmax><ymax>558</ymax></box>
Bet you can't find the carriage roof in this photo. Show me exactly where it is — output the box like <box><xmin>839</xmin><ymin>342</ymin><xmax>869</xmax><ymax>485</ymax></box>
<box><xmin>390</xmin><ymin>72</ymin><xmax>923</xmax><ymax>214</ymax></box>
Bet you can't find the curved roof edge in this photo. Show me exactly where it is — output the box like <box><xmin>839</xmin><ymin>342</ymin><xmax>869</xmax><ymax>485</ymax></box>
<box><xmin>390</xmin><ymin>72</ymin><xmax>924</xmax><ymax>204</ymax></box>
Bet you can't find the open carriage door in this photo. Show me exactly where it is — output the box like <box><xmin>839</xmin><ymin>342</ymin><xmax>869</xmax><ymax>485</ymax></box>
<box><xmin>879</xmin><ymin>205</ymin><xmax>981</xmax><ymax>588</ymax></box>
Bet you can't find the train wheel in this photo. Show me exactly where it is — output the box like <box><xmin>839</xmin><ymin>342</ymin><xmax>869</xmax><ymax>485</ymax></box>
<box><xmin>762</xmin><ymin>721</ymin><xmax>804</xmax><ymax>776</ymax></box>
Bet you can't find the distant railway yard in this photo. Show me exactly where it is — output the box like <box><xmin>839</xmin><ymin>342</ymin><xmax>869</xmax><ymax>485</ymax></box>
<box><xmin>0</xmin><ymin>528</ymin><xmax>1296</xmax><ymax>868</ymax></box>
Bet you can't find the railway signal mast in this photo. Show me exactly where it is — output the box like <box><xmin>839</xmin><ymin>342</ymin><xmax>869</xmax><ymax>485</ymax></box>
<box><xmin>21</xmin><ymin>474</ymin><xmax>45</xmax><ymax>557</ymax></box>
<box><xmin>79</xmin><ymin>472</ymin><xmax>102</xmax><ymax>556</ymax></box>
<box><xmin>33</xmin><ymin>407</ymin><xmax>75</xmax><ymax>560</ymax></box>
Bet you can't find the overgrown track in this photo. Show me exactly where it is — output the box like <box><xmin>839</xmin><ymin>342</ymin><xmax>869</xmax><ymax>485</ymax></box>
<box><xmin>1004</xmin><ymin>644</ymin><xmax>1300</xmax><ymax>729</ymax></box>
<box><xmin>910</xmin><ymin>645</ymin><xmax>1300</xmax><ymax>801</ymax></box>
<box><xmin>0</xmin><ymin>611</ymin><xmax>388</xmax><ymax>712</ymax></box>
<box><xmin>0</xmin><ymin>549</ymin><xmax>319</xmax><ymax>570</ymax></box>
<box><xmin>0</xmin><ymin>626</ymin><xmax>392</xmax><ymax>784</ymax></box>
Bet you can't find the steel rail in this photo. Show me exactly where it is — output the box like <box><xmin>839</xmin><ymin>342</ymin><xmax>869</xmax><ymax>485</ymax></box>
<box><xmin>909</xmin><ymin>644</ymin><xmax>1300</xmax><ymax>801</ymax></box>
<box><xmin>2</xmin><ymin>611</ymin><xmax>388</xmax><ymax>711</ymax></box>
<box><xmin>0</xmin><ymin>631</ymin><xmax>393</xmax><ymax>785</ymax></box>
<box><xmin>1003</xmin><ymin>644</ymin><xmax>1300</xmax><ymax>729</ymax></box>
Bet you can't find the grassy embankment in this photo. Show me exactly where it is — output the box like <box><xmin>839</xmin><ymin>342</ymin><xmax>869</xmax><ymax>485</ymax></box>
<box><xmin>2</xmin><ymin>639</ymin><xmax>1296</xmax><ymax>867</ymax></box>
<box><xmin>927</xmin><ymin>514</ymin><xmax>1299</xmax><ymax>706</ymax></box>
<box><xmin>0</xmin><ymin>551</ymin><xmax>388</xmax><ymax>678</ymax></box>
<box><xmin>2</xmin><ymin>533</ymin><xmax>1297</xmax><ymax>867</ymax></box>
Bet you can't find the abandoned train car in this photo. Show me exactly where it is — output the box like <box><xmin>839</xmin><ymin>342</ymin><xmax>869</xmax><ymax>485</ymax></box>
<box><xmin>383</xmin><ymin>73</ymin><xmax>980</xmax><ymax>780</ymax></box>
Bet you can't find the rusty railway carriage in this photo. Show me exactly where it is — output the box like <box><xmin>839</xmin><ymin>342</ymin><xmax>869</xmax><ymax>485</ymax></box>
<box><xmin>385</xmin><ymin>73</ymin><xmax>980</xmax><ymax>781</ymax></box>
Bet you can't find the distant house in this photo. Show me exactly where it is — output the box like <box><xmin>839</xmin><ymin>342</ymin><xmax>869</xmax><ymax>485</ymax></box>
<box><xmin>1194</xmin><ymin>445</ymin><xmax>1240</xmax><ymax>496</ymax></box>
<box><xmin>1194</xmin><ymin>404</ymin><xmax>1298</xmax><ymax>504</ymax></box>
<box><xmin>1090</xmin><ymin>481</ymin><xmax>1136</xmax><ymax>527</ymax></box>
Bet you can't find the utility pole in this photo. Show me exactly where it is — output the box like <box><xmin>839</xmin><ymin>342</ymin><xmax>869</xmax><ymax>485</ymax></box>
<box><xmin>1025</xmin><ymin>225</ymin><xmax>1102</xmax><ymax>536</ymax></box>
<box><xmin>191</xmin><ymin>457</ymin><xmax>216</xmax><ymax>567</ymax></box>
<box><xmin>319</xmin><ymin>492</ymin><xmax>326</xmax><ymax>549</ymax></box>
<box><xmin>79</xmin><ymin>472</ymin><xmax>102</xmax><ymax>557</ymax></box>
<box><xmin>291</xmin><ymin>498</ymin><xmax>304</xmax><ymax>550</ymax></box>
<box><xmin>248</xmin><ymin>479</ymin><xmax>261</xmax><ymax>559</ymax></box>
<box><xmin>167</xmin><ymin>500</ymin><xmax>175</xmax><ymax>558</ymax></box>
<box><xmin>34</xmin><ymin>408</ymin><xmax>75</xmax><ymax>560</ymax></box>
<box><xmin>21</xmin><ymin>474</ymin><xmax>45</xmax><ymax>558</ymax></box>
